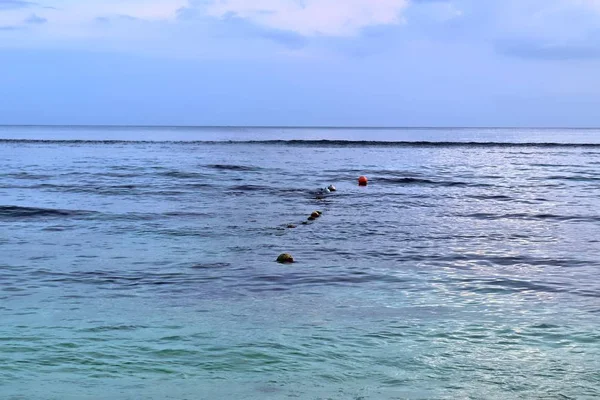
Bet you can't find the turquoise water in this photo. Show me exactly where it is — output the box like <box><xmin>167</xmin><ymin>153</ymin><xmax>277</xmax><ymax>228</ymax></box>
<box><xmin>1</xmin><ymin>128</ymin><xmax>599</xmax><ymax>399</ymax></box>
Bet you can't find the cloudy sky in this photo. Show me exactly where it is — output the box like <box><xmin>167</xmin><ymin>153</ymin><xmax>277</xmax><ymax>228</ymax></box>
<box><xmin>1</xmin><ymin>0</ymin><xmax>599</xmax><ymax>126</ymax></box>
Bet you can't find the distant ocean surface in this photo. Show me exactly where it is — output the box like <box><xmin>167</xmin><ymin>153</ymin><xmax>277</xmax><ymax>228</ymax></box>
<box><xmin>1</xmin><ymin>126</ymin><xmax>599</xmax><ymax>399</ymax></box>
<box><xmin>3</xmin><ymin>125</ymin><xmax>600</xmax><ymax>143</ymax></box>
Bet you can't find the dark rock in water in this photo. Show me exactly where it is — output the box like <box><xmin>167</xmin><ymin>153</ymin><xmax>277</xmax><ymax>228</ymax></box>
<box><xmin>277</xmin><ymin>253</ymin><xmax>294</xmax><ymax>263</ymax></box>
<box><xmin>301</xmin><ymin>221</ymin><xmax>308</xmax><ymax>225</ymax></box>
<box><xmin>287</xmin><ymin>224</ymin><xmax>297</xmax><ymax>228</ymax></box>
<box><xmin>310</xmin><ymin>211</ymin><xmax>321</xmax><ymax>219</ymax></box>
<box><xmin>308</xmin><ymin>216</ymin><xmax>316</xmax><ymax>221</ymax></box>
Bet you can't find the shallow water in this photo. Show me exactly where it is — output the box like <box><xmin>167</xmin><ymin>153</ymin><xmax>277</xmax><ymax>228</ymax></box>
<box><xmin>1</xmin><ymin>128</ymin><xmax>599</xmax><ymax>399</ymax></box>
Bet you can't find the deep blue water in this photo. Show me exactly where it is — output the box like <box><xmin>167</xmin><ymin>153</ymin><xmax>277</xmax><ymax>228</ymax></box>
<box><xmin>1</xmin><ymin>127</ymin><xmax>599</xmax><ymax>399</ymax></box>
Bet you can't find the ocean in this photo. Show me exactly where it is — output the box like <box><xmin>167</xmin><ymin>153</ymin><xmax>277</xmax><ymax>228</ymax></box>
<box><xmin>1</xmin><ymin>127</ymin><xmax>599</xmax><ymax>399</ymax></box>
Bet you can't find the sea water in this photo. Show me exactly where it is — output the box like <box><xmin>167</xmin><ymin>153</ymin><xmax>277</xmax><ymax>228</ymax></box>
<box><xmin>1</xmin><ymin>127</ymin><xmax>599</xmax><ymax>399</ymax></box>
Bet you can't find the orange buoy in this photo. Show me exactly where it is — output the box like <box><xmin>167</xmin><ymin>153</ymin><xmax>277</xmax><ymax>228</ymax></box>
<box><xmin>358</xmin><ymin>176</ymin><xmax>368</xmax><ymax>186</ymax></box>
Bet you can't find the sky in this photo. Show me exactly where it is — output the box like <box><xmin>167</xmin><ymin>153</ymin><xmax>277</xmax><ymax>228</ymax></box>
<box><xmin>1</xmin><ymin>0</ymin><xmax>600</xmax><ymax>127</ymax></box>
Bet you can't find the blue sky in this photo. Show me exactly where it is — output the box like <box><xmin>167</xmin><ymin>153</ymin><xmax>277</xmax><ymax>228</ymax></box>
<box><xmin>1</xmin><ymin>0</ymin><xmax>600</xmax><ymax>126</ymax></box>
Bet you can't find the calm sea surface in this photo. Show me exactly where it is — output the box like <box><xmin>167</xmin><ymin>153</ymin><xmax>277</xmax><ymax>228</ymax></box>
<box><xmin>1</xmin><ymin>127</ymin><xmax>599</xmax><ymax>399</ymax></box>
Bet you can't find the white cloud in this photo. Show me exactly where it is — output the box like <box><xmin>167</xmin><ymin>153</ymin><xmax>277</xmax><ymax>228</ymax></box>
<box><xmin>406</xmin><ymin>1</ymin><xmax>463</xmax><ymax>23</ymax></box>
<box><xmin>88</xmin><ymin>0</ymin><xmax>187</xmax><ymax>20</ymax></box>
<box><xmin>573</xmin><ymin>0</ymin><xmax>600</xmax><ymax>10</ymax></box>
<box><xmin>0</xmin><ymin>0</ymin><xmax>186</xmax><ymax>33</ymax></box>
<box><xmin>506</xmin><ymin>0</ymin><xmax>600</xmax><ymax>38</ymax></box>
<box><xmin>36</xmin><ymin>0</ymin><xmax>187</xmax><ymax>22</ymax></box>
<box><xmin>200</xmin><ymin>0</ymin><xmax>409</xmax><ymax>36</ymax></box>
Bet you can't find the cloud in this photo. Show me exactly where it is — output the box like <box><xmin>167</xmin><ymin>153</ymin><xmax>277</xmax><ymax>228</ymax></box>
<box><xmin>99</xmin><ymin>1</ymin><xmax>185</xmax><ymax>20</ymax></box>
<box><xmin>3</xmin><ymin>0</ymin><xmax>600</xmax><ymax>63</ymax></box>
<box><xmin>38</xmin><ymin>0</ymin><xmax>186</xmax><ymax>25</ymax></box>
<box><xmin>397</xmin><ymin>0</ymin><xmax>600</xmax><ymax>61</ymax></box>
<box><xmin>188</xmin><ymin>0</ymin><xmax>410</xmax><ymax>36</ymax></box>
<box><xmin>497</xmin><ymin>39</ymin><xmax>600</xmax><ymax>60</ymax></box>
<box><xmin>487</xmin><ymin>0</ymin><xmax>600</xmax><ymax>60</ymax></box>
<box><xmin>577</xmin><ymin>0</ymin><xmax>600</xmax><ymax>12</ymax></box>
<box><xmin>0</xmin><ymin>0</ymin><xmax>35</xmax><ymax>10</ymax></box>
<box><xmin>24</xmin><ymin>13</ymin><xmax>46</xmax><ymax>24</ymax></box>
<box><xmin>406</xmin><ymin>0</ymin><xmax>462</xmax><ymax>23</ymax></box>
<box><xmin>95</xmin><ymin>14</ymin><xmax>139</xmax><ymax>24</ymax></box>
<box><xmin>176</xmin><ymin>9</ymin><xmax>310</xmax><ymax>50</ymax></box>
<box><xmin>259</xmin><ymin>28</ymin><xmax>308</xmax><ymax>49</ymax></box>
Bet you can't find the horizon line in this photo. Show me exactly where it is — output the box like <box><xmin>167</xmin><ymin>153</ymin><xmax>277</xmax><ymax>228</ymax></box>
<box><xmin>1</xmin><ymin>125</ymin><xmax>600</xmax><ymax>130</ymax></box>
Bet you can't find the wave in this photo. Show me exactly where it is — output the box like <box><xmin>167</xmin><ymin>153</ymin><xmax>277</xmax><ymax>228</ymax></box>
<box><xmin>159</xmin><ymin>171</ymin><xmax>211</xmax><ymax>179</ymax></box>
<box><xmin>205</xmin><ymin>164</ymin><xmax>262</xmax><ymax>171</ymax></box>
<box><xmin>375</xmin><ymin>177</ymin><xmax>468</xmax><ymax>187</ymax></box>
<box><xmin>0</xmin><ymin>205</ymin><xmax>94</xmax><ymax>219</ymax></box>
<box><xmin>28</xmin><ymin>183</ymin><xmax>142</xmax><ymax>195</ymax></box>
<box><xmin>461</xmin><ymin>212</ymin><xmax>600</xmax><ymax>222</ymax></box>
<box><xmin>546</xmin><ymin>175</ymin><xmax>600</xmax><ymax>182</ymax></box>
<box><xmin>228</xmin><ymin>184</ymin><xmax>271</xmax><ymax>192</ymax></box>
<box><xmin>29</xmin><ymin>269</ymin><xmax>223</xmax><ymax>289</ymax></box>
<box><xmin>0</xmin><ymin>172</ymin><xmax>53</xmax><ymax>180</ymax></box>
<box><xmin>2</xmin><ymin>139</ymin><xmax>600</xmax><ymax>147</ymax></box>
